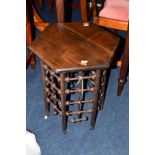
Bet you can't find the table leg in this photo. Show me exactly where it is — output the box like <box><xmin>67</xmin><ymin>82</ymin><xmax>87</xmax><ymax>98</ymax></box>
<box><xmin>98</xmin><ymin>70</ymin><xmax>107</xmax><ymax>110</ymax></box>
<box><xmin>90</xmin><ymin>69</ymin><xmax>101</xmax><ymax>129</ymax></box>
<box><xmin>60</xmin><ymin>73</ymin><xmax>67</xmax><ymax>133</ymax></box>
<box><xmin>40</xmin><ymin>61</ymin><xmax>50</xmax><ymax>117</ymax></box>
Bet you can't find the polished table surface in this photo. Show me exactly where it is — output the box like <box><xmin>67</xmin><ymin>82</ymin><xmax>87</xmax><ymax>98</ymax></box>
<box><xmin>28</xmin><ymin>22</ymin><xmax>120</xmax><ymax>132</ymax></box>
<box><xmin>29</xmin><ymin>22</ymin><xmax>120</xmax><ymax>73</ymax></box>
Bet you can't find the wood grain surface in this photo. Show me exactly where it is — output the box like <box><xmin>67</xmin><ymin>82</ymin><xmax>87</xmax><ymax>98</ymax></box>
<box><xmin>29</xmin><ymin>22</ymin><xmax>120</xmax><ymax>73</ymax></box>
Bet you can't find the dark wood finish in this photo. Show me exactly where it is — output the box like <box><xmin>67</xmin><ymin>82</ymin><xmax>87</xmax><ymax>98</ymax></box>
<box><xmin>26</xmin><ymin>0</ymin><xmax>50</xmax><ymax>69</ymax></box>
<box><xmin>40</xmin><ymin>62</ymin><xmax>109</xmax><ymax>132</ymax></box>
<box><xmin>48</xmin><ymin>0</ymin><xmax>54</xmax><ymax>12</ymax></box>
<box><xmin>29</xmin><ymin>23</ymin><xmax>120</xmax><ymax>73</ymax></box>
<box><xmin>90</xmin><ymin>69</ymin><xmax>101</xmax><ymax>129</ymax></box>
<box><xmin>32</xmin><ymin>4</ymin><xmax>49</xmax><ymax>31</ymax></box>
<box><xmin>40</xmin><ymin>61</ymin><xmax>50</xmax><ymax>116</ymax></box>
<box><xmin>70</xmin><ymin>117</ymin><xmax>88</xmax><ymax>123</ymax></box>
<box><xmin>72</xmin><ymin>2</ymin><xmax>80</xmax><ymax>9</ymax></box>
<box><xmin>60</xmin><ymin>73</ymin><xmax>67</xmax><ymax>133</ymax></box>
<box><xmin>35</xmin><ymin>0</ymin><xmax>54</xmax><ymax>12</ymax></box>
<box><xmin>80</xmin><ymin>0</ymin><xmax>87</xmax><ymax>22</ymax></box>
<box><xmin>26</xmin><ymin>0</ymin><xmax>35</xmax><ymax>69</ymax></box>
<box><xmin>37</xmin><ymin>0</ymin><xmax>44</xmax><ymax>10</ymax></box>
<box><xmin>29</xmin><ymin>22</ymin><xmax>120</xmax><ymax>132</ymax></box>
<box><xmin>80</xmin><ymin>0</ymin><xmax>129</xmax><ymax>95</ymax></box>
<box><xmin>34</xmin><ymin>0</ymin><xmax>88</xmax><ymax>23</ymax></box>
<box><xmin>80</xmin><ymin>0</ymin><xmax>97</xmax><ymax>23</ymax></box>
<box><xmin>98</xmin><ymin>70</ymin><xmax>107</xmax><ymax>110</ymax></box>
<box><xmin>95</xmin><ymin>1</ymin><xmax>128</xmax><ymax>96</ymax></box>
<box><xmin>117</xmin><ymin>29</ymin><xmax>129</xmax><ymax>96</ymax></box>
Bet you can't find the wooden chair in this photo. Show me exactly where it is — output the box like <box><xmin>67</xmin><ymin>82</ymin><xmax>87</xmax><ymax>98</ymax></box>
<box><xmin>33</xmin><ymin>0</ymin><xmax>94</xmax><ymax>24</ymax></box>
<box><xmin>80</xmin><ymin>0</ymin><xmax>129</xmax><ymax>96</ymax></box>
<box><xmin>34</xmin><ymin>0</ymin><xmax>65</xmax><ymax>23</ymax></box>
<box><xmin>26</xmin><ymin>0</ymin><xmax>49</xmax><ymax>69</ymax></box>
<box><xmin>32</xmin><ymin>4</ymin><xmax>49</xmax><ymax>31</ymax></box>
<box><xmin>26</xmin><ymin>0</ymin><xmax>35</xmax><ymax>69</ymax></box>
<box><xmin>35</xmin><ymin>0</ymin><xmax>54</xmax><ymax>12</ymax></box>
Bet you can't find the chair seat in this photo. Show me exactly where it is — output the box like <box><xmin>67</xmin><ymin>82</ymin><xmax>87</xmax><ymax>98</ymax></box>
<box><xmin>99</xmin><ymin>0</ymin><xmax>129</xmax><ymax>21</ymax></box>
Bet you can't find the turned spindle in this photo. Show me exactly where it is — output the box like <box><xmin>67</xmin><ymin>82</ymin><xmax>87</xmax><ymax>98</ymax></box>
<box><xmin>70</xmin><ymin>117</ymin><xmax>88</xmax><ymax>123</ymax></box>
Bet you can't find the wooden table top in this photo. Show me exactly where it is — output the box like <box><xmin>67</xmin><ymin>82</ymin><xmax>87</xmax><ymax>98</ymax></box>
<box><xmin>29</xmin><ymin>22</ymin><xmax>120</xmax><ymax>73</ymax></box>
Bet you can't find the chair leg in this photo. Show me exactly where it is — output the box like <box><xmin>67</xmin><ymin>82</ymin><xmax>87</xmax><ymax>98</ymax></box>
<box><xmin>26</xmin><ymin>50</ymin><xmax>35</xmax><ymax>69</ymax></box>
<box><xmin>111</xmin><ymin>29</ymin><xmax>117</xmax><ymax>34</ymax></box>
<box><xmin>117</xmin><ymin>31</ymin><xmax>129</xmax><ymax>96</ymax></box>
<box><xmin>60</xmin><ymin>73</ymin><xmax>67</xmax><ymax>133</ymax></box>
<box><xmin>38</xmin><ymin>0</ymin><xmax>44</xmax><ymax>10</ymax></box>
<box><xmin>40</xmin><ymin>61</ymin><xmax>51</xmax><ymax>117</ymax></box>
<box><xmin>80</xmin><ymin>0</ymin><xmax>97</xmax><ymax>22</ymax></box>
<box><xmin>30</xmin><ymin>53</ymin><xmax>36</xmax><ymax>69</ymax></box>
<box><xmin>26</xmin><ymin>2</ymin><xmax>36</xmax><ymax>69</ymax></box>
<box><xmin>56</xmin><ymin>0</ymin><xmax>65</xmax><ymax>23</ymax></box>
<box><xmin>80</xmin><ymin>0</ymin><xmax>88</xmax><ymax>22</ymax></box>
<box><xmin>48</xmin><ymin>0</ymin><xmax>54</xmax><ymax>12</ymax></box>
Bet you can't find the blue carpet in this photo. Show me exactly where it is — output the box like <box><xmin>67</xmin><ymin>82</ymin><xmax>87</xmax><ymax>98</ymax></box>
<box><xmin>26</xmin><ymin>1</ymin><xmax>129</xmax><ymax>155</ymax></box>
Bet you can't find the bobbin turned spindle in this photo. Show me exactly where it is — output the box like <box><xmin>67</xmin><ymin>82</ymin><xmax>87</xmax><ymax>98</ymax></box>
<box><xmin>70</xmin><ymin>117</ymin><xmax>88</xmax><ymax>123</ymax></box>
<box><xmin>28</xmin><ymin>23</ymin><xmax>119</xmax><ymax>133</ymax></box>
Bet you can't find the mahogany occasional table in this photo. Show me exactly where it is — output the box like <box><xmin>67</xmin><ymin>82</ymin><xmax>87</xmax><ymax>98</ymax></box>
<box><xmin>28</xmin><ymin>22</ymin><xmax>120</xmax><ymax>133</ymax></box>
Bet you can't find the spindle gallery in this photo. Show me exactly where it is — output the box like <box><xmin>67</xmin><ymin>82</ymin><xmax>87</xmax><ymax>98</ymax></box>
<box><xmin>29</xmin><ymin>22</ymin><xmax>120</xmax><ymax>133</ymax></box>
